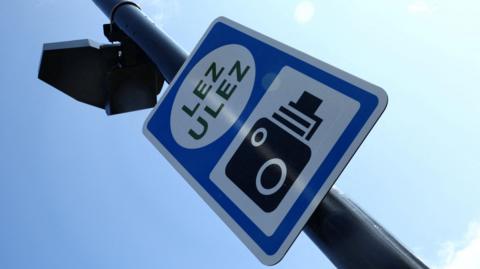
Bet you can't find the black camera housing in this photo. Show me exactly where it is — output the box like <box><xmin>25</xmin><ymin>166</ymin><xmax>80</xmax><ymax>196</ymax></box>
<box><xmin>226</xmin><ymin>118</ymin><xmax>311</xmax><ymax>212</ymax></box>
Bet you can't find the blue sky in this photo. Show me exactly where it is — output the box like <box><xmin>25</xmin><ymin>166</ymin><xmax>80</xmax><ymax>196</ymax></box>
<box><xmin>0</xmin><ymin>0</ymin><xmax>479</xmax><ymax>268</ymax></box>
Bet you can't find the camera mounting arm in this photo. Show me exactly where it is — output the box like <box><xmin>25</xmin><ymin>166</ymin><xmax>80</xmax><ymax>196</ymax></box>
<box><xmin>93</xmin><ymin>0</ymin><xmax>187</xmax><ymax>84</ymax></box>
<box><xmin>38</xmin><ymin>22</ymin><xmax>164</xmax><ymax>115</ymax></box>
<box><xmin>39</xmin><ymin>0</ymin><xmax>187</xmax><ymax>115</ymax></box>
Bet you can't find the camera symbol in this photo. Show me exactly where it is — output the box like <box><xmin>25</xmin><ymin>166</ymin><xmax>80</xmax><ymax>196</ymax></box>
<box><xmin>225</xmin><ymin>91</ymin><xmax>323</xmax><ymax>212</ymax></box>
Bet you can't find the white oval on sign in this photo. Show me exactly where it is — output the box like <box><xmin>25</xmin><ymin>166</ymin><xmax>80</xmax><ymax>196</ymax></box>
<box><xmin>171</xmin><ymin>44</ymin><xmax>256</xmax><ymax>149</ymax></box>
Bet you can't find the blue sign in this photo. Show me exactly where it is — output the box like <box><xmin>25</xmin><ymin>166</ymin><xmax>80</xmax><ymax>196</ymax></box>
<box><xmin>144</xmin><ymin>17</ymin><xmax>387</xmax><ymax>265</ymax></box>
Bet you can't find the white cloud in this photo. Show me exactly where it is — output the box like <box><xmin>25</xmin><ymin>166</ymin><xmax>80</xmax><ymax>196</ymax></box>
<box><xmin>435</xmin><ymin>221</ymin><xmax>480</xmax><ymax>269</ymax></box>
<box><xmin>408</xmin><ymin>1</ymin><xmax>433</xmax><ymax>14</ymax></box>
<box><xmin>294</xmin><ymin>1</ymin><xmax>315</xmax><ymax>24</ymax></box>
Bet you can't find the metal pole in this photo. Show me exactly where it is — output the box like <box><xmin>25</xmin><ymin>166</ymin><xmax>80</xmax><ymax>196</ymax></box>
<box><xmin>92</xmin><ymin>0</ymin><xmax>186</xmax><ymax>83</ymax></box>
<box><xmin>304</xmin><ymin>188</ymin><xmax>428</xmax><ymax>269</ymax></box>
<box><xmin>91</xmin><ymin>1</ymin><xmax>429</xmax><ymax>268</ymax></box>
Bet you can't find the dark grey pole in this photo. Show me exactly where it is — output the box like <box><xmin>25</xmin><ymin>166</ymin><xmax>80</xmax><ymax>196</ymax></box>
<box><xmin>304</xmin><ymin>188</ymin><xmax>428</xmax><ymax>269</ymax></box>
<box><xmin>92</xmin><ymin>0</ymin><xmax>186</xmax><ymax>83</ymax></box>
<box><xmin>91</xmin><ymin>1</ymin><xmax>429</xmax><ymax>268</ymax></box>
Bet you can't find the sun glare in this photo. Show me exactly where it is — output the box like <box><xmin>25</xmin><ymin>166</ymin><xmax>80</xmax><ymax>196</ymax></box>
<box><xmin>294</xmin><ymin>1</ymin><xmax>315</xmax><ymax>24</ymax></box>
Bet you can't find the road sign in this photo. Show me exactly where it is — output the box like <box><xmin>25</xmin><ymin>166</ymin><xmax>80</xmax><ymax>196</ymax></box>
<box><xmin>144</xmin><ymin>17</ymin><xmax>387</xmax><ymax>265</ymax></box>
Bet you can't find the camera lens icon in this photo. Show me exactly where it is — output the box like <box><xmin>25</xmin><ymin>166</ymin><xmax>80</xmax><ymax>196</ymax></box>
<box><xmin>255</xmin><ymin>158</ymin><xmax>287</xmax><ymax>196</ymax></box>
<box><xmin>251</xmin><ymin>128</ymin><xmax>268</xmax><ymax>147</ymax></box>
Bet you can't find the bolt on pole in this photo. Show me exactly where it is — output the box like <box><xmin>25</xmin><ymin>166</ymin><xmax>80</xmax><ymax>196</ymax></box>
<box><xmin>91</xmin><ymin>1</ymin><xmax>428</xmax><ymax>268</ymax></box>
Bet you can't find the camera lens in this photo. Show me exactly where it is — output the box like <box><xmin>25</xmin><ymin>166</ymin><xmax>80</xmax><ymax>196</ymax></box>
<box><xmin>256</xmin><ymin>158</ymin><xmax>287</xmax><ymax>195</ymax></box>
<box><xmin>251</xmin><ymin>127</ymin><xmax>267</xmax><ymax>147</ymax></box>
